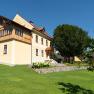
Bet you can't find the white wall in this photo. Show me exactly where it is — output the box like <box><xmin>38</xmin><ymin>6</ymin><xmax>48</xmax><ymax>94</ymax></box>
<box><xmin>32</xmin><ymin>32</ymin><xmax>50</xmax><ymax>63</ymax></box>
<box><xmin>0</xmin><ymin>40</ymin><xmax>13</xmax><ymax>65</ymax></box>
<box><xmin>13</xmin><ymin>14</ymin><xmax>51</xmax><ymax>63</ymax></box>
<box><xmin>14</xmin><ymin>40</ymin><xmax>31</xmax><ymax>65</ymax></box>
<box><xmin>0</xmin><ymin>40</ymin><xmax>31</xmax><ymax>65</ymax></box>
<box><xmin>0</xmin><ymin>36</ymin><xmax>50</xmax><ymax>65</ymax></box>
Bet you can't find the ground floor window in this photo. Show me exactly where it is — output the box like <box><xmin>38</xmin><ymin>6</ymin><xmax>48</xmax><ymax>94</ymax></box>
<box><xmin>3</xmin><ymin>45</ymin><xmax>7</xmax><ymax>54</ymax></box>
<box><xmin>41</xmin><ymin>50</ymin><xmax>44</xmax><ymax>57</ymax></box>
<box><xmin>36</xmin><ymin>49</ymin><xmax>38</xmax><ymax>56</ymax></box>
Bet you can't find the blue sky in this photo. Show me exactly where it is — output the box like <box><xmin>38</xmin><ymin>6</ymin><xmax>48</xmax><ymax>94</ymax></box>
<box><xmin>0</xmin><ymin>0</ymin><xmax>94</xmax><ymax>37</ymax></box>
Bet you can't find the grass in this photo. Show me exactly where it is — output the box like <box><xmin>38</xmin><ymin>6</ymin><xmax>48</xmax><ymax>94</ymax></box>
<box><xmin>64</xmin><ymin>62</ymin><xmax>88</xmax><ymax>67</ymax></box>
<box><xmin>0</xmin><ymin>65</ymin><xmax>94</xmax><ymax>94</ymax></box>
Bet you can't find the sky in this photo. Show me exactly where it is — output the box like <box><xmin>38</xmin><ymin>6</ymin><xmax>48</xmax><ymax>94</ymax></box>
<box><xmin>0</xmin><ymin>0</ymin><xmax>94</xmax><ymax>37</ymax></box>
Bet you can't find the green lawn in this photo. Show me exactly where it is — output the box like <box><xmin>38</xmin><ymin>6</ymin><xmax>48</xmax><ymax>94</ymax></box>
<box><xmin>0</xmin><ymin>65</ymin><xmax>94</xmax><ymax>94</ymax></box>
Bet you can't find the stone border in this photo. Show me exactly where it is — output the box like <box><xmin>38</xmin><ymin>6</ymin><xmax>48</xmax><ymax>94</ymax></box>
<box><xmin>34</xmin><ymin>66</ymin><xmax>88</xmax><ymax>74</ymax></box>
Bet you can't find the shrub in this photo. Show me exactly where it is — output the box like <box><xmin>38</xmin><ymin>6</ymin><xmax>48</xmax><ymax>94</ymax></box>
<box><xmin>32</xmin><ymin>62</ymin><xmax>50</xmax><ymax>69</ymax></box>
<box><xmin>87</xmin><ymin>66</ymin><xmax>94</xmax><ymax>72</ymax></box>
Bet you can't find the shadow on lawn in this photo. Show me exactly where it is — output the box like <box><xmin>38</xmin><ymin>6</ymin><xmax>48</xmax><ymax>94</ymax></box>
<box><xmin>58</xmin><ymin>82</ymin><xmax>94</xmax><ymax>94</ymax></box>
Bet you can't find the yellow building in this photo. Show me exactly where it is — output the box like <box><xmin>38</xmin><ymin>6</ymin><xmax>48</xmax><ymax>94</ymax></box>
<box><xmin>0</xmin><ymin>14</ymin><xmax>51</xmax><ymax>65</ymax></box>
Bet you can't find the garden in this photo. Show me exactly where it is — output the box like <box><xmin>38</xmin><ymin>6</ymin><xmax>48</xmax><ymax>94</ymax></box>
<box><xmin>0</xmin><ymin>65</ymin><xmax>94</xmax><ymax>94</ymax></box>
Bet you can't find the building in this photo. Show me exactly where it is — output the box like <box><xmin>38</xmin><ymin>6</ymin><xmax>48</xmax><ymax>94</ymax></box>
<box><xmin>0</xmin><ymin>14</ymin><xmax>52</xmax><ymax>66</ymax></box>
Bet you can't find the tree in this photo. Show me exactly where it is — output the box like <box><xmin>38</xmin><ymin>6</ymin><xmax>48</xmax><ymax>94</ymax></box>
<box><xmin>52</xmin><ymin>24</ymin><xmax>91</xmax><ymax>62</ymax></box>
<box><xmin>84</xmin><ymin>38</ymin><xmax>94</xmax><ymax>68</ymax></box>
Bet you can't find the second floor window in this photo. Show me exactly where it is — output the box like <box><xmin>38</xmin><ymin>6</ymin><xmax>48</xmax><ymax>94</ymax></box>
<box><xmin>15</xmin><ymin>28</ymin><xmax>23</xmax><ymax>37</ymax></box>
<box><xmin>0</xmin><ymin>29</ymin><xmax>12</xmax><ymax>37</ymax></box>
<box><xmin>3</xmin><ymin>30</ymin><xmax>12</xmax><ymax>36</ymax></box>
<box><xmin>36</xmin><ymin>49</ymin><xmax>38</xmax><ymax>56</ymax></box>
<box><xmin>41</xmin><ymin>38</ymin><xmax>43</xmax><ymax>45</ymax></box>
<box><xmin>46</xmin><ymin>40</ymin><xmax>48</xmax><ymax>46</ymax></box>
<box><xmin>36</xmin><ymin>35</ymin><xmax>38</xmax><ymax>43</ymax></box>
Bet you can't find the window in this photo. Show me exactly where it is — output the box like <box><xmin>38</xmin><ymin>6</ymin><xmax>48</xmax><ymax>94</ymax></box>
<box><xmin>0</xmin><ymin>30</ymin><xmax>4</xmax><ymax>37</ymax></box>
<box><xmin>7</xmin><ymin>25</ymin><xmax>12</xmax><ymax>35</ymax></box>
<box><xmin>46</xmin><ymin>40</ymin><xmax>48</xmax><ymax>46</ymax></box>
<box><xmin>0</xmin><ymin>31</ymin><xmax>3</xmax><ymax>37</ymax></box>
<box><xmin>3</xmin><ymin>30</ymin><xmax>10</xmax><ymax>36</ymax></box>
<box><xmin>36</xmin><ymin>35</ymin><xmax>38</xmax><ymax>43</ymax></box>
<box><xmin>41</xmin><ymin>38</ymin><xmax>43</xmax><ymax>45</ymax></box>
<box><xmin>0</xmin><ymin>26</ymin><xmax>13</xmax><ymax>38</ymax></box>
<box><xmin>41</xmin><ymin>50</ymin><xmax>44</xmax><ymax>57</ymax></box>
<box><xmin>4</xmin><ymin>45</ymin><xmax>7</xmax><ymax>54</ymax></box>
<box><xmin>9</xmin><ymin>30</ymin><xmax>12</xmax><ymax>35</ymax></box>
<box><xmin>36</xmin><ymin>49</ymin><xmax>38</xmax><ymax>56</ymax></box>
<box><xmin>15</xmin><ymin>28</ymin><xmax>23</xmax><ymax>37</ymax></box>
<box><xmin>0</xmin><ymin>29</ymin><xmax>12</xmax><ymax>37</ymax></box>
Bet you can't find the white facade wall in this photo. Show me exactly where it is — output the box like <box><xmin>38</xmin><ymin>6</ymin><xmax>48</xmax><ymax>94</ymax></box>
<box><xmin>32</xmin><ymin>32</ymin><xmax>50</xmax><ymax>63</ymax></box>
<box><xmin>0</xmin><ymin>40</ymin><xmax>31</xmax><ymax>65</ymax></box>
<box><xmin>14</xmin><ymin>40</ymin><xmax>31</xmax><ymax>65</ymax></box>
<box><xmin>0</xmin><ymin>41</ymin><xmax>13</xmax><ymax>65</ymax></box>
<box><xmin>13</xmin><ymin>14</ymin><xmax>51</xmax><ymax>63</ymax></box>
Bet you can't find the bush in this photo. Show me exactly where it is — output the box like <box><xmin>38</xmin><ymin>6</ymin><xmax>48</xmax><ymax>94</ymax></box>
<box><xmin>32</xmin><ymin>62</ymin><xmax>50</xmax><ymax>69</ymax></box>
<box><xmin>87</xmin><ymin>66</ymin><xmax>94</xmax><ymax>72</ymax></box>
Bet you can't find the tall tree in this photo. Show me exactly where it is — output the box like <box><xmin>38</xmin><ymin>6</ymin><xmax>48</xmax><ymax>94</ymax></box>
<box><xmin>84</xmin><ymin>38</ymin><xmax>94</xmax><ymax>66</ymax></box>
<box><xmin>52</xmin><ymin>24</ymin><xmax>91</xmax><ymax>61</ymax></box>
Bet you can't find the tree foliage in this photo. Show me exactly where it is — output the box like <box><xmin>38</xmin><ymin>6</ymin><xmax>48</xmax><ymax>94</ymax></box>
<box><xmin>52</xmin><ymin>24</ymin><xmax>91</xmax><ymax>58</ymax></box>
<box><xmin>84</xmin><ymin>38</ymin><xmax>94</xmax><ymax>66</ymax></box>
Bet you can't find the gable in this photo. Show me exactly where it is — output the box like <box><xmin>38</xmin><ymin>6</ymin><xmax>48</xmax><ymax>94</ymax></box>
<box><xmin>13</xmin><ymin>14</ymin><xmax>52</xmax><ymax>40</ymax></box>
<box><xmin>13</xmin><ymin>14</ymin><xmax>34</xmax><ymax>30</ymax></box>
